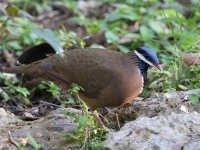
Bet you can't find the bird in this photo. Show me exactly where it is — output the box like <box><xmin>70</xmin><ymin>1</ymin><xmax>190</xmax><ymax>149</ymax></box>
<box><xmin>3</xmin><ymin>46</ymin><xmax>162</xmax><ymax>126</ymax></box>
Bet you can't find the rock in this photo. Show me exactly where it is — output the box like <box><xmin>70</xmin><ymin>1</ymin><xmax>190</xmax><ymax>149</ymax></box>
<box><xmin>0</xmin><ymin>108</ymin><xmax>81</xmax><ymax>150</ymax></box>
<box><xmin>0</xmin><ymin>108</ymin><xmax>21</xmax><ymax>127</ymax></box>
<box><xmin>105</xmin><ymin>89</ymin><xmax>200</xmax><ymax>128</ymax></box>
<box><xmin>103</xmin><ymin>113</ymin><xmax>200</xmax><ymax>150</ymax></box>
<box><xmin>0</xmin><ymin>108</ymin><xmax>22</xmax><ymax>150</ymax></box>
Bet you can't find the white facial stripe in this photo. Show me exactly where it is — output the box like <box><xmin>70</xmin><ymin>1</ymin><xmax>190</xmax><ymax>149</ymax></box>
<box><xmin>134</xmin><ymin>50</ymin><xmax>154</xmax><ymax>66</ymax></box>
<box><xmin>139</xmin><ymin>76</ymin><xmax>144</xmax><ymax>93</ymax></box>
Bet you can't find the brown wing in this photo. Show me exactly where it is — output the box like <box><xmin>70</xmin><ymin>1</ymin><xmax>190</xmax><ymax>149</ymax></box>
<box><xmin>39</xmin><ymin>48</ymin><xmax>122</xmax><ymax>96</ymax></box>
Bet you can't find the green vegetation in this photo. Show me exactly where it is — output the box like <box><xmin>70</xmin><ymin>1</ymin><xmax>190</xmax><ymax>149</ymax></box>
<box><xmin>62</xmin><ymin>83</ymin><xmax>108</xmax><ymax>150</ymax></box>
<box><xmin>1</xmin><ymin>0</ymin><xmax>200</xmax><ymax>149</ymax></box>
<box><xmin>16</xmin><ymin>133</ymin><xmax>42</xmax><ymax>150</ymax></box>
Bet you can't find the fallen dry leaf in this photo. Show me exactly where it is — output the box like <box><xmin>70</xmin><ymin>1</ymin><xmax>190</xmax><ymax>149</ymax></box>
<box><xmin>182</xmin><ymin>53</ymin><xmax>200</xmax><ymax>65</ymax></box>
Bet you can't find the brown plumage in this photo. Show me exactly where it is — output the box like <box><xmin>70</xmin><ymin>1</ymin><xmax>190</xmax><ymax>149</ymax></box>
<box><xmin>4</xmin><ymin>47</ymin><xmax>161</xmax><ymax>126</ymax></box>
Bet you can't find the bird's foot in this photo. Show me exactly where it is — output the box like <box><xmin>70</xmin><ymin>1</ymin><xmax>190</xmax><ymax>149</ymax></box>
<box><xmin>92</xmin><ymin>111</ymin><xmax>105</xmax><ymax>127</ymax></box>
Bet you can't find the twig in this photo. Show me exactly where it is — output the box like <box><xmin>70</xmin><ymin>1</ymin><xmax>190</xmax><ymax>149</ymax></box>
<box><xmin>8</xmin><ymin>130</ymin><xmax>19</xmax><ymax>147</ymax></box>
<box><xmin>0</xmin><ymin>87</ymin><xmax>10</xmax><ymax>90</ymax></box>
<box><xmin>39</xmin><ymin>101</ymin><xmax>61</xmax><ymax>107</ymax></box>
<box><xmin>0</xmin><ymin>17</ymin><xmax>10</xmax><ymax>32</ymax></box>
<box><xmin>27</xmin><ymin>104</ymin><xmax>45</xmax><ymax>113</ymax></box>
<box><xmin>116</xmin><ymin>113</ymin><xmax>121</xmax><ymax>130</ymax></box>
<box><xmin>35</xmin><ymin>11</ymin><xmax>60</xmax><ymax>21</ymax></box>
<box><xmin>80</xmin><ymin>125</ymin><xmax>89</xmax><ymax>150</ymax></box>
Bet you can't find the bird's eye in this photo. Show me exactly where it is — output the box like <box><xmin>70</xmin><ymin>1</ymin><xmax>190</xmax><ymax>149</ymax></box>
<box><xmin>144</xmin><ymin>54</ymin><xmax>150</xmax><ymax>59</ymax></box>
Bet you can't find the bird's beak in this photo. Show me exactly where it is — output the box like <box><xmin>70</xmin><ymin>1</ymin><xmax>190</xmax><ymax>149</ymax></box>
<box><xmin>153</xmin><ymin>63</ymin><xmax>163</xmax><ymax>71</ymax></box>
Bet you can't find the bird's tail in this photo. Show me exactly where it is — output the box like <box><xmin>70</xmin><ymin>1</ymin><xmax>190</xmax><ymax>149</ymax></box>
<box><xmin>3</xmin><ymin>63</ymin><xmax>43</xmax><ymax>78</ymax></box>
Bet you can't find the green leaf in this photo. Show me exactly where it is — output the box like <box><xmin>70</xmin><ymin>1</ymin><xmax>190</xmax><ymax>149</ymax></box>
<box><xmin>118</xmin><ymin>45</ymin><xmax>130</xmax><ymax>53</ymax></box>
<box><xmin>7</xmin><ymin>41</ymin><xmax>22</xmax><ymax>50</ymax></box>
<box><xmin>7</xmin><ymin>25</ymin><xmax>20</xmax><ymax>35</ymax></box>
<box><xmin>17</xmin><ymin>10</ymin><xmax>34</xmax><ymax>20</ymax></box>
<box><xmin>15</xmin><ymin>87</ymin><xmax>30</xmax><ymax>97</ymax></box>
<box><xmin>63</xmin><ymin>111</ymin><xmax>77</xmax><ymax>118</ymax></box>
<box><xmin>156</xmin><ymin>9</ymin><xmax>185</xmax><ymax>19</ymax></box>
<box><xmin>100</xmin><ymin>20</ymin><xmax>109</xmax><ymax>31</ymax></box>
<box><xmin>177</xmin><ymin>25</ymin><xmax>199</xmax><ymax>46</ymax></box>
<box><xmin>105</xmin><ymin>31</ymin><xmax>119</xmax><ymax>43</ymax></box>
<box><xmin>24</xmin><ymin>98</ymin><xmax>30</xmax><ymax>104</ymax></box>
<box><xmin>0</xmin><ymin>88</ymin><xmax>11</xmax><ymax>101</ymax></box>
<box><xmin>149</xmin><ymin>21</ymin><xmax>164</xmax><ymax>34</ymax></box>
<box><xmin>2</xmin><ymin>92</ymin><xmax>11</xmax><ymax>101</ymax></box>
<box><xmin>31</xmin><ymin>28</ymin><xmax>64</xmax><ymax>56</ymax></box>
<box><xmin>105</xmin><ymin>13</ymin><xmax>122</xmax><ymax>22</ymax></box>
<box><xmin>68</xmin><ymin>83</ymin><xmax>84</xmax><ymax>93</ymax></box>
<box><xmin>189</xmin><ymin>94</ymin><xmax>199</xmax><ymax>104</ymax></box>
<box><xmin>119</xmin><ymin>10</ymin><xmax>137</xmax><ymax>21</ymax></box>
<box><xmin>68</xmin><ymin>16</ymin><xmax>83</xmax><ymax>25</ymax></box>
<box><xmin>140</xmin><ymin>25</ymin><xmax>155</xmax><ymax>40</ymax></box>
<box><xmin>37</xmin><ymin>83</ymin><xmax>47</xmax><ymax>90</ymax></box>
<box><xmin>144</xmin><ymin>41</ymin><xmax>160</xmax><ymax>50</ymax></box>
<box><xmin>194</xmin><ymin>83</ymin><xmax>200</xmax><ymax>89</ymax></box>
<box><xmin>27</xmin><ymin>133</ymin><xmax>41</xmax><ymax>150</ymax></box>
<box><xmin>78</xmin><ymin>116</ymin><xmax>89</xmax><ymax>128</ymax></box>
<box><xmin>0</xmin><ymin>5</ymin><xmax>8</xmax><ymax>15</ymax></box>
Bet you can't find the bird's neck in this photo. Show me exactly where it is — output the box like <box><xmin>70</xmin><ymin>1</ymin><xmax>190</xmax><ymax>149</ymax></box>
<box><xmin>138</xmin><ymin>61</ymin><xmax>149</xmax><ymax>86</ymax></box>
<box><xmin>138</xmin><ymin>61</ymin><xmax>149</xmax><ymax>75</ymax></box>
<box><xmin>126</xmin><ymin>51</ymin><xmax>149</xmax><ymax>78</ymax></box>
<box><xmin>126</xmin><ymin>50</ymin><xmax>149</xmax><ymax>87</ymax></box>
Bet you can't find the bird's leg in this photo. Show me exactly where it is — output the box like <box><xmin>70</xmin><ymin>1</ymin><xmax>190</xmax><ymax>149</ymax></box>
<box><xmin>92</xmin><ymin>110</ymin><xmax>104</xmax><ymax>127</ymax></box>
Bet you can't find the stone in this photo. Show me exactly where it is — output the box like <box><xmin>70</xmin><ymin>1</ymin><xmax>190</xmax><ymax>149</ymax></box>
<box><xmin>103</xmin><ymin>113</ymin><xmax>200</xmax><ymax>150</ymax></box>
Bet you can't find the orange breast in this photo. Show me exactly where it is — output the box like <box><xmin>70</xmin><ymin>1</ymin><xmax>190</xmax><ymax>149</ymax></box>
<box><xmin>79</xmin><ymin>69</ymin><xmax>143</xmax><ymax>110</ymax></box>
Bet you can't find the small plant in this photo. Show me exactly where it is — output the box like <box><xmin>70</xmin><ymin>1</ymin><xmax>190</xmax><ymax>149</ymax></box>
<box><xmin>38</xmin><ymin>81</ymin><xmax>61</xmax><ymax>99</ymax></box>
<box><xmin>62</xmin><ymin>83</ymin><xmax>108</xmax><ymax>149</ymax></box>
<box><xmin>0</xmin><ymin>87</ymin><xmax>11</xmax><ymax>101</ymax></box>
<box><xmin>16</xmin><ymin>133</ymin><xmax>42</xmax><ymax>150</ymax></box>
<box><xmin>68</xmin><ymin>83</ymin><xmax>84</xmax><ymax>94</ymax></box>
<box><xmin>0</xmin><ymin>5</ymin><xmax>64</xmax><ymax>55</ymax></box>
<box><xmin>57</xmin><ymin>28</ymin><xmax>86</xmax><ymax>50</ymax></box>
<box><xmin>188</xmin><ymin>93</ymin><xmax>200</xmax><ymax>104</ymax></box>
<box><xmin>0</xmin><ymin>74</ymin><xmax>31</xmax><ymax>103</ymax></box>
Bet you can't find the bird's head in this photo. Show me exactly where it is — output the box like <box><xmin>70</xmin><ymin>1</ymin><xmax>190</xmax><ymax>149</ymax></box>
<box><xmin>134</xmin><ymin>47</ymin><xmax>162</xmax><ymax>71</ymax></box>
